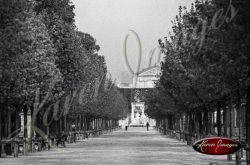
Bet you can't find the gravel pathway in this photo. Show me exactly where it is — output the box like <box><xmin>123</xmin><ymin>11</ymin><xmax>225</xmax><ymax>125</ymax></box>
<box><xmin>0</xmin><ymin>127</ymin><xmax>244</xmax><ymax>165</ymax></box>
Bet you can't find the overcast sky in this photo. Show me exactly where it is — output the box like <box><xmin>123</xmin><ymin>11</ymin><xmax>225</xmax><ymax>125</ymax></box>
<box><xmin>71</xmin><ymin>0</ymin><xmax>194</xmax><ymax>82</ymax></box>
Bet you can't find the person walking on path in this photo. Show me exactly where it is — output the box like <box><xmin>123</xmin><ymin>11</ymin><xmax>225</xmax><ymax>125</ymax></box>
<box><xmin>146</xmin><ymin>122</ymin><xmax>149</xmax><ymax>131</ymax></box>
<box><xmin>125</xmin><ymin>122</ymin><xmax>128</xmax><ymax>131</ymax></box>
<box><xmin>72</xmin><ymin>123</ymin><xmax>76</xmax><ymax>143</ymax></box>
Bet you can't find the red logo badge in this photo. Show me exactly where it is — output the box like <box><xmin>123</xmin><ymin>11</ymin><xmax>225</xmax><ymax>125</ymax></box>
<box><xmin>193</xmin><ymin>137</ymin><xmax>241</xmax><ymax>155</ymax></box>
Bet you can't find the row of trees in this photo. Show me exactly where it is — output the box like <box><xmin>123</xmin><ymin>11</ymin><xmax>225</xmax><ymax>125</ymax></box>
<box><xmin>0</xmin><ymin>0</ymin><xmax>129</xmax><ymax>139</ymax></box>
<box><xmin>144</xmin><ymin>0</ymin><xmax>249</xmax><ymax>164</ymax></box>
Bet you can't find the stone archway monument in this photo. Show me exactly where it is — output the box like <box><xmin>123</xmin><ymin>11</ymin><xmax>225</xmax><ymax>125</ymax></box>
<box><xmin>118</xmin><ymin>65</ymin><xmax>160</xmax><ymax>127</ymax></box>
<box><xmin>130</xmin><ymin>102</ymin><xmax>146</xmax><ymax>126</ymax></box>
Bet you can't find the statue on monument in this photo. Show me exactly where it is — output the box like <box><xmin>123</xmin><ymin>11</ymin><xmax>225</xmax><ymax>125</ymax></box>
<box><xmin>134</xmin><ymin>90</ymin><xmax>141</xmax><ymax>102</ymax></box>
<box><xmin>135</xmin><ymin>112</ymin><xmax>140</xmax><ymax>118</ymax></box>
<box><xmin>134</xmin><ymin>112</ymin><xmax>140</xmax><ymax>125</ymax></box>
<box><xmin>140</xmin><ymin>113</ymin><xmax>146</xmax><ymax>125</ymax></box>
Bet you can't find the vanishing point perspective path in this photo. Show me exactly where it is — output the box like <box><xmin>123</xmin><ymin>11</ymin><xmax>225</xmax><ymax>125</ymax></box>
<box><xmin>0</xmin><ymin>127</ymin><xmax>239</xmax><ymax>165</ymax></box>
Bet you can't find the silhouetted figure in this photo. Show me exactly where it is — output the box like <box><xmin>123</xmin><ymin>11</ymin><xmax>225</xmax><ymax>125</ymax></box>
<box><xmin>72</xmin><ymin>123</ymin><xmax>76</xmax><ymax>143</ymax></box>
<box><xmin>55</xmin><ymin>132</ymin><xmax>66</xmax><ymax>148</ymax></box>
<box><xmin>146</xmin><ymin>122</ymin><xmax>149</xmax><ymax>131</ymax></box>
<box><xmin>125</xmin><ymin>122</ymin><xmax>129</xmax><ymax>131</ymax></box>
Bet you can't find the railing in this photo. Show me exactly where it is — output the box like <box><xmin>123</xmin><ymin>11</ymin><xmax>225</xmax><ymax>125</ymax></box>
<box><xmin>65</xmin><ymin>126</ymin><xmax>120</xmax><ymax>143</ymax></box>
<box><xmin>156</xmin><ymin>127</ymin><xmax>217</xmax><ymax>145</ymax></box>
<box><xmin>156</xmin><ymin>126</ymin><xmax>248</xmax><ymax>164</ymax></box>
<box><xmin>0</xmin><ymin>126</ymin><xmax>121</xmax><ymax>158</ymax></box>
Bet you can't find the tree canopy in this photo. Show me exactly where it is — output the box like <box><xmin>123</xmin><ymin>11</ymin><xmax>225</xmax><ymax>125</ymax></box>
<box><xmin>145</xmin><ymin>0</ymin><xmax>248</xmax><ymax>119</ymax></box>
<box><xmin>0</xmin><ymin>0</ymin><xmax>129</xmax><ymax>122</ymax></box>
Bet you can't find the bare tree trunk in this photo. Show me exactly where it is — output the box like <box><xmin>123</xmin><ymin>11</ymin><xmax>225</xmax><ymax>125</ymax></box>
<box><xmin>187</xmin><ymin>112</ymin><xmax>193</xmax><ymax>145</ymax></box>
<box><xmin>84</xmin><ymin>116</ymin><xmax>87</xmax><ymax>131</ymax></box>
<box><xmin>163</xmin><ymin>119</ymin><xmax>166</xmax><ymax>135</ymax></box>
<box><xmin>216</xmin><ymin>101</ymin><xmax>222</xmax><ymax>136</ymax></box>
<box><xmin>246</xmin><ymin>72</ymin><xmax>250</xmax><ymax>165</ymax></box>
<box><xmin>227</xmin><ymin>95</ymin><xmax>233</xmax><ymax>161</ymax></box>
<box><xmin>198</xmin><ymin>112</ymin><xmax>202</xmax><ymax>139</ymax></box>
<box><xmin>236</xmin><ymin>87</ymin><xmax>242</xmax><ymax>165</ymax></box>
<box><xmin>59</xmin><ymin>118</ymin><xmax>62</xmax><ymax>133</ymax></box>
<box><xmin>15</xmin><ymin>111</ymin><xmax>19</xmax><ymax>135</ymax></box>
<box><xmin>0</xmin><ymin>108</ymin><xmax>2</xmax><ymax>139</ymax></box>
<box><xmin>7</xmin><ymin>110</ymin><xmax>11</xmax><ymax>137</ymax></box>
<box><xmin>222</xmin><ymin>101</ymin><xmax>227</xmax><ymax>137</ymax></box>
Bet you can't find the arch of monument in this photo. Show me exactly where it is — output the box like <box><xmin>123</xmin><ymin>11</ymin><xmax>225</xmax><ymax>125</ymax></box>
<box><xmin>118</xmin><ymin>65</ymin><xmax>160</xmax><ymax>127</ymax></box>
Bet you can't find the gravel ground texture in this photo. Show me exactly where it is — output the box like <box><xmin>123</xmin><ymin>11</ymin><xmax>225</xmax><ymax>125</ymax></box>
<box><xmin>0</xmin><ymin>127</ymin><xmax>246</xmax><ymax>165</ymax></box>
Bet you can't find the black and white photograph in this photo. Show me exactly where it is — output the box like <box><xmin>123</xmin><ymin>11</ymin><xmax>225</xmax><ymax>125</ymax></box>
<box><xmin>0</xmin><ymin>0</ymin><xmax>249</xmax><ymax>164</ymax></box>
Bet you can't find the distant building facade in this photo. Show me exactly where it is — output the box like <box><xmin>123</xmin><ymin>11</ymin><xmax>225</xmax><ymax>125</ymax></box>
<box><xmin>118</xmin><ymin>64</ymin><xmax>161</xmax><ymax>127</ymax></box>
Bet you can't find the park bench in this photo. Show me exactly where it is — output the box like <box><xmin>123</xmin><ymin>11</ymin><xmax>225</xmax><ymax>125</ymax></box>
<box><xmin>55</xmin><ymin>134</ymin><xmax>67</xmax><ymax>148</ymax></box>
<box><xmin>31</xmin><ymin>137</ymin><xmax>50</xmax><ymax>152</ymax></box>
<box><xmin>0</xmin><ymin>138</ymin><xmax>25</xmax><ymax>158</ymax></box>
<box><xmin>103</xmin><ymin>128</ymin><xmax>111</xmax><ymax>134</ymax></box>
<box><xmin>76</xmin><ymin>131</ymin><xmax>90</xmax><ymax>139</ymax></box>
<box><xmin>64</xmin><ymin>131</ymin><xmax>88</xmax><ymax>143</ymax></box>
<box><xmin>85</xmin><ymin>130</ymin><xmax>94</xmax><ymax>137</ymax></box>
<box><xmin>75</xmin><ymin>131</ymin><xmax>89</xmax><ymax>141</ymax></box>
<box><xmin>83</xmin><ymin>131</ymin><xmax>90</xmax><ymax>139</ymax></box>
<box><xmin>90</xmin><ymin>130</ymin><xmax>100</xmax><ymax>137</ymax></box>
